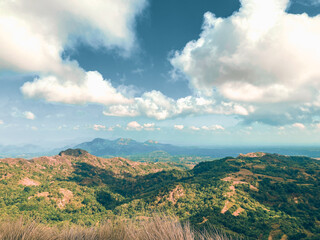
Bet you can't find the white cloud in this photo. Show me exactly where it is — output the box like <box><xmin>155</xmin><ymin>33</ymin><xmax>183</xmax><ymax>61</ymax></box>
<box><xmin>292</xmin><ymin>123</ymin><xmax>306</xmax><ymax>129</ymax></box>
<box><xmin>171</xmin><ymin>0</ymin><xmax>320</xmax><ymax>103</ymax></box>
<box><xmin>201</xmin><ymin>125</ymin><xmax>225</xmax><ymax>131</ymax></box>
<box><xmin>186</xmin><ymin>124</ymin><xmax>225</xmax><ymax>131</ymax></box>
<box><xmin>103</xmin><ymin>90</ymin><xmax>253</xmax><ymax>120</ymax></box>
<box><xmin>174</xmin><ymin>125</ymin><xmax>184</xmax><ymax>130</ymax></box>
<box><xmin>0</xmin><ymin>0</ymin><xmax>146</xmax><ymax>104</ymax></box>
<box><xmin>126</xmin><ymin>121</ymin><xmax>143</xmax><ymax>131</ymax></box>
<box><xmin>170</xmin><ymin>0</ymin><xmax>320</xmax><ymax>124</ymax></box>
<box><xmin>73</xmin><ymin>126</ymin><xmax>79</xmax><ymax>130</ymax></box>
<box><xmin>126</xmin><ymin>121</ymin><xmax>158</xmax><ymax>131</ymax></box>
<box><xmin>0</xmin><ymin>120</ymin><xmax>3</xmax><ymax>124</ymax></box>
<box><xmin>22</xmin><ymin>71</ymin><xmax>132</xmax><ymax>105</ymax></box>
<box><xmin>58</xmin><ymin>125</ymin><xmax>67</xmax><ymax>130</ymax></box>
<box><xmin>93</xmin><ymin>124</ymin><xmax>106</xmax><ymax>131</ymax></box>
<box><xmin>143</xmin><ymin>123</ymin><xmax>159</xmax><ymax>131</ymax></box>
<box><xmin>31</xmin><ymin>126</ymin><xmax>38</xmax><ymax>131</ymax></box>
<box><xmin>23</xmin><ymin>111</ymin><xmax>36</xmax><ymax>120</ymax></box>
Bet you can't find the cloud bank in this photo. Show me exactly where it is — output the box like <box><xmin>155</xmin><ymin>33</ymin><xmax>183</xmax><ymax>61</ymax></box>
<box><xmin>103</xmin><ymin>90</ymin><xmax>252</xmax><ymax>120</ymax></box>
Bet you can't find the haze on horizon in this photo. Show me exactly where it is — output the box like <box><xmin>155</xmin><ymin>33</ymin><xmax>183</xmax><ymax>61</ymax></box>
<box><xmin>1</xmin><ymin>0</ymin><xmax>320</xmax><ymax>148</ymax></box>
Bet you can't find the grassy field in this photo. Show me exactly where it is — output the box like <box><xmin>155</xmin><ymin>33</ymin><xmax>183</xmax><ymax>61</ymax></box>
<box><xmin>0</xmin><ymin>215</ymin><xmax>233</xmax><ymax>240</ymax></box>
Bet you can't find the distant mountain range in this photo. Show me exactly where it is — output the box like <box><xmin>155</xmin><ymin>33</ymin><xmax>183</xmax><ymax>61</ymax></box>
<box><xmin>74</xmin><ymin>138</ymin><xmax>220</xmax><ymax>157</ymax></box>
<box><xmin>3</xmin><ymin>137</ymin><xmax>320</xmax><ymax>159</ymax></box>
<box><xmin>74</xmin><ymin>138</ymin><xmax>320</xmax><ymax>159</ymax></box>
<box><xmin>0</xmin><ymin>144</ymin><xmax>70</xmax><ymax>158</ymax></box>
<box><xmin>0</xmin><ymin>144</ymin><xmax>47</xmax><ymax>158</ymax></box>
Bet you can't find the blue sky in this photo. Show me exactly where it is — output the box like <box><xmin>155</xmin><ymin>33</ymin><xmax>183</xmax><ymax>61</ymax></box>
<box><xmin>1</xmin><ymin>0</ymin><xmax>320</xmax><ymax>148</ymax></box>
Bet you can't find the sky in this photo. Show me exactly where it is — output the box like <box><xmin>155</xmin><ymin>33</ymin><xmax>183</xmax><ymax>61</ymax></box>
<box><xmin>1</xmin><ymin>0</ymin><xmax>320</xmax><ymax>148</ymax></box>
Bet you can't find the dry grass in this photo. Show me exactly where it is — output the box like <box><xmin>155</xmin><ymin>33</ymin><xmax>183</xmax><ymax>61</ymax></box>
<box><xmin>0</xmin><ymin>216</ymin><xmax>235</xmax><ymax>240</ymax></box>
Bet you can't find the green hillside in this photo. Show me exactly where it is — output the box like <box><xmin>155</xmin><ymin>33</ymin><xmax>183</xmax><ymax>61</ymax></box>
<box><xmin>0</xmin><ymin>150</ymin><xmax>319</xmax><ymax>239</ymax></box>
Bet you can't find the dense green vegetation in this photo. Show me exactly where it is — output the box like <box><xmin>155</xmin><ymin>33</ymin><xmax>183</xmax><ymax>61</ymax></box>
<box><xmin>0</xmin><ymin>150</ymin><xmax>319</xmax><ymax>239</ymax></box>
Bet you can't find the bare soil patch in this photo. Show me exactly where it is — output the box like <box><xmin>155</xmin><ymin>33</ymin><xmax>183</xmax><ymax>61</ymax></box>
<box><xmin>232</xmin><ymin>207</ymin><xmax>245</xmax><ymax>216</ymax></box>
<box><xmin>221</xmin><ymin>200</ymin><xmax>233</xmax><ymax>214</ymax></box>
<box><xmin>18</xmin><ymin>177</ymin><xmax>40</xmax><ymax>186</ymax></box>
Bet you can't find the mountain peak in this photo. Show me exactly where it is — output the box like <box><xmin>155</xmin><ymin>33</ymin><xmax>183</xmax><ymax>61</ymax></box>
<box><xmin>58</xmin><ymin>148</ymin><xmax>89</xmax><ymax>157</ymax></box>
<box><xmin>91</xmin><ymin>138</ymin><xmax>106</xmax><ymax>143</ymax></box>
<box><xmin>238</xmin><ymin>152</ymin><xmax>267</xmax><ymax>158</ymax></box>
<box><xmin>144</xmin><ymin>140</ymin><xmax>159</xmax><ymax>145</ymax></box>
<box><xmin>116</xmin><ymin>138</ymin><xmax>134</xmax><ymax>145</ymax></box>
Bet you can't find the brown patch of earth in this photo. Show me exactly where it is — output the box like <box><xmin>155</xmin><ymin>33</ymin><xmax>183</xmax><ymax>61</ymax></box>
<box><xmin>238</xmin><ymin>168</ymin><xmax>254</xmax><ymax>176</ymax></box>
<box><xmin>198</xmin><ymin>217</ymin><xmax>208</xmax><ymax>224</ymax></box>
<box><xmin>255</xmin><ymin>174</ymin><xmax>284</xmax><ymax>182</ymax></box>
<box><xmin>19</xmin><ymin>177</ymin><xmax>40</xmax><ymax>186</ymax></box>
<box><xmin>57</xmin><ymin>188</ymin><xmax>73</xmax><ymax>209</ymax></box>
<box><xmin>225</xmin><ymin>185</ymin><xmax>236</xmax><ymax>197</ymax></box>
<box><xmin>232</xmin><ymin>207</ymin><xmax>245</xmax><ymax>216</ymax></box>
<box><xmin>167</xmin><ymin>185</ymin><xmax>184</xmax><ymax>204</ymax></box>
<box><xmin>249</xmin><ymin>185</ymin><xmax>259</xmax><ymax>191</ymax></box>
<box><xmin>253</xmin><ymin>165</ymin><xmax>266</xmax><ymax>169</ymax></box>
<box><xmin>239</xmin><ymin>152</ymin><xmax>266</xmax><ymax>158</ymax></box>
<box><xmin>223</xmin><ymin>178</ymin><xmax>259</xmax><ymax>193</ymax></box>
<box><xmin>221</xmin><ymin>200</ymin><xmax>234</xmax><ymax>214</ymax></box>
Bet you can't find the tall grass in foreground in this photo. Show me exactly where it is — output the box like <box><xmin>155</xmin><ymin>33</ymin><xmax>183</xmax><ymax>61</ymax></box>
<box><xmin>0</xmin><ymin>215</ymin><xmax>234</xmax><ymax>240</ymax></box>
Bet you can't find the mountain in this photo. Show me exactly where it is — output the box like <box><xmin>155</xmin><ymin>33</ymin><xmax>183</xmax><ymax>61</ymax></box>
<box><xmin>0</xmin><ymin>150</ymin><xmax>319</xmax><ymax>239</ymax></box>
<box><xmin>4</xmin><ymin>138</ymin><xmax>320</xmax><ymax>160</ymax></box>
<box><xmin>0</xmin><ymin>144</ymin><xmax>46</xmax><ymax>158</ymax></box>
<box><xmin>74</xmin><ymin>138</ymin><xmax>320</xmax><ymax>160</ymax></box>
<box><xmin>74</xmin><ymin>137</ymin><xmax>219</xmax><ymax>157</ymax></box>
<box><xmin>0</xmin><ymin>144</ymin><xmax>71</xmax><ymax>159</ymax></box>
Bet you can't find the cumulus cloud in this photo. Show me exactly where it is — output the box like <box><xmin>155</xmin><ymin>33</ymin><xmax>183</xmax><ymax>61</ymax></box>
<box><xmin>93</xmin><ymin>124</ymin><xmax>122</xmax><ymax>131</ymax></box>
<box><xmin>0</xmin><ymin>0</ymin><xmax>146</xmax><ymax>104</ymax></box>
<box><xmin>127</xmin><ymin>121</ymin><xmax>143</xmax><ymax>131</ymax></box>
<box><xmin>4</xmin><ymin>0</ymin><xmax>319</xmax><ymax>127</ymax></box>
<box><xmin>93</xmin><ymin>124</ymin><xmax>106</xmax><ymax>131</ymax></box>
<box><xmin>189</xmin><ymin>125</ymin><xmax>225</xmax><ymax>131</ymax></box>
<box><xmin>201</xmin><ymin>125</ymin><xmax>225</xmax><ymax>131</ymax></box>
<box><xmin>292</xmin><ymin>123</ymin><xmax>306</xmax><ymax>129</ymax></box>
<box><xmin>126</xmin><ymin>121</ymin><xmax>159</xmax><ymax>131</ymax></box>
<box><xmin>174</xmin><ymin>125</ymin><xmax>184</xmax><ymax>130</ymax></box>
<box><xmin>170</xmin><ymin>0</ymin><xmax>320</xmax><ymax>125</ymax></box>
<box><xmin>23</xmin><ymin>111</ymin><xmax>36</xmax><ymax>120</ymax></box>
<box><xmin>22</xmin><ymin>71</ymin><xmax>132</xmax><ymax>105</ymax></box>
<box><xmin>143</xmin><ymin>123</ymin><xmax>159</xmax><ymax>131</ymax></box>
<box><xmin>0</xmin><ymin>0</ymin><xmax>256</xmax><ymax>122</ymax></box>
<box><xmin>73</xmin><ymin>125</ymin><xmax>80</xmax><ymax>130</ymax></box>
<box><xmin>103</xmin><ymin>90</ymin><xmax>253</xmax><ymax>120</ymax></box>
